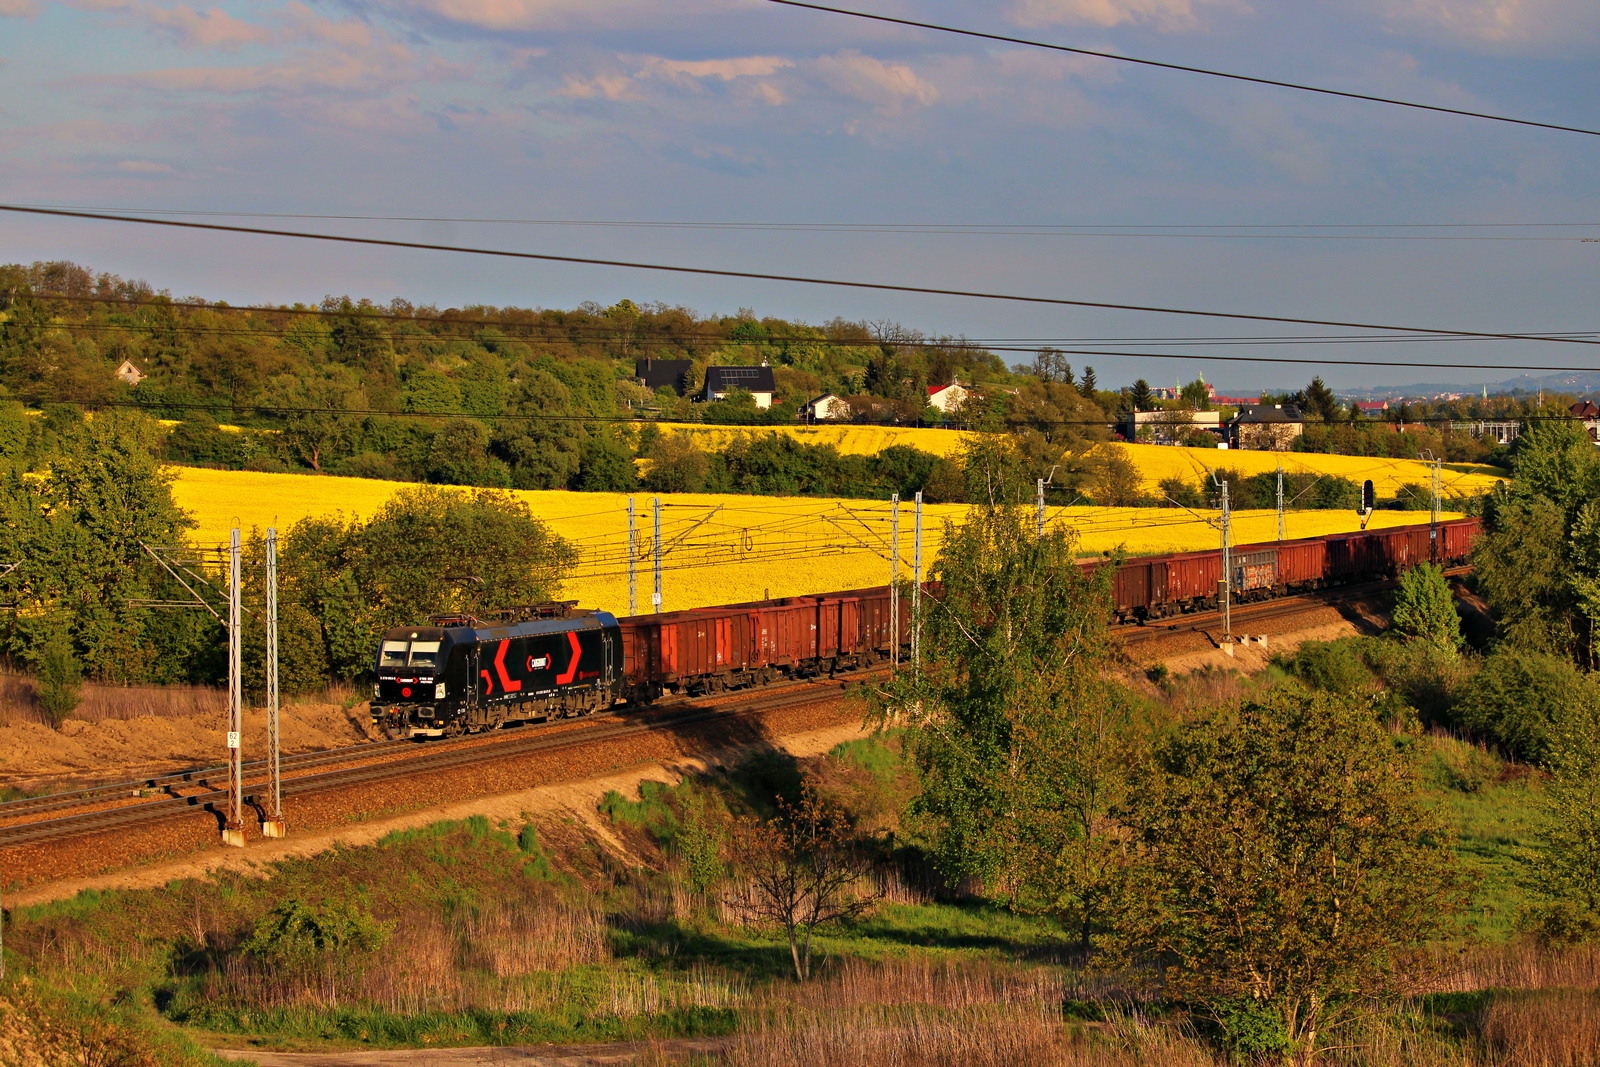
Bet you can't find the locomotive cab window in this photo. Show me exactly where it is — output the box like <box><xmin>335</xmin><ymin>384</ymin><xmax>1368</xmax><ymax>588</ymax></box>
<box><xmin>379</xmin><ymin>641</ymin><xmax>409</xmax><ymax>668</ymax></box>
<box><xmin>408</xmin><ymin>641</ymin><xmax>442</xmax><ymax>668</ymax></box>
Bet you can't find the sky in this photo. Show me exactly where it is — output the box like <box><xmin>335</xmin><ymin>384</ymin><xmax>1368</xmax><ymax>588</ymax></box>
<box><xmin>1</xmin><ymin>0</ymin><xmax>1598</xmax><ymax>392</ymax></box>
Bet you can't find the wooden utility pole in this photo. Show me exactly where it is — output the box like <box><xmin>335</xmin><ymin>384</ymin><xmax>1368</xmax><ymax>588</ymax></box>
<box><xmin>912</xmin><ymin>491</ymin><xmax>922</xmax><ymax>668</ymax></box>
<box><xmin>889</xmin><ymin>493</ymin><xmax>899</xmax><ymax>667</ymax></box>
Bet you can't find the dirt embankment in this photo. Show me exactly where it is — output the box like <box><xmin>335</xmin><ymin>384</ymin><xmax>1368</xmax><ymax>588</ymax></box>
<box><xmin>0</xmin><ymin>701</ymin><xmax>375</xmax><ymax>792</ymax></box>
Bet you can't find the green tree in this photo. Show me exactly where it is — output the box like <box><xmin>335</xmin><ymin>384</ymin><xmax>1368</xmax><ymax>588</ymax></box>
<box><xmin>884</xmin><ymin>463</ymin><xmax>1127</xmax><ymax>945</ymax></box>
<box><xmin>280</xmin><ymin>486</ymin><xmax>577</xmax><ymax>680</ymax></box>
<box><xmin>1302</xmin><ymin>376</ymin><xmax>1340</xmax><ymax>421</ymax></box>
<box><xmin>1523</xmin><ymin>683</ymin><xmax>1600</xmax><ymax>942</ymax></box>
<box><xmin>31</xmin><ymin>626</ymin><xmax>81</xmax><ymax>729</ymax></box>
<box><xmin>1128</xmin><ymin>378</ymin><xmax>1153</xmax><ymax>412</ymax></box>
<box><xmin>1454</xmin><ymin>648</ymin><xmax>1584</xmax><ymax>764</ymax></box>
<box><xmin>1391</xmin><ymin>562</ymin><xmax>1463</xmax><ymax>653</ymax></box>
<box><xmin>1112</xmin><ymin>685</ymin><xmax>1464</xmax><ymax>1062</ymax></box>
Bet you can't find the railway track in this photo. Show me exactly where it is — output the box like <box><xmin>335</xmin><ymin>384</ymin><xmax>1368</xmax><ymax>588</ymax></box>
<box><xmin>1116</xmin><ymin>568</ymin><xmax>1464</xmax><ymax>645</ymax></box>
<box><xmin>0</xmin><ymin>674</ymin><xmax>864</xmax><ymax>848</ymax></box>
<box><xmin>0</xmin><ymin>570</ymin><xmax>1454</xmax><ymax>850</ymax></box>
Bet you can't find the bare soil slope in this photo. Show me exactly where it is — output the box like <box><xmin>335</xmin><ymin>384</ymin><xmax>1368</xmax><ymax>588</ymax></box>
<box><xmin>0</xmin><ymin>701</ymin><xmax>375</xmax><ymax>791</ymax></box>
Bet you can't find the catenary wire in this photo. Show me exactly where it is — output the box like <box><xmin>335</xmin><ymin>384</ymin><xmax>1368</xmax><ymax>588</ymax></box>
<box><xmin>25</xmin><ymin>204</ymin><xmax>1600</xmax><ymax>233</ymax></box>
<box><xmin>13</xmin><ymin>204</ymin><xmax>1600</xmax><ymax>241</ymax></box>
<box><xmin>16</xmin><ymin>316</ymin><xmax>1600</xmax><ymax>350</ymax></box>
<box><xmin>3</xmin><ymin>204</ymin><xmax>1597</xmax><ymax>348</ymax></box>
<box><xmin>766</xmin><ymin>0</ymin><xmax>1600</xmax><ymax>139</ymax></box>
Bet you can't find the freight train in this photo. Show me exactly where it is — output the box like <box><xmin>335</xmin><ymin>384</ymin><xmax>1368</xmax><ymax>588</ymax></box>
<box><xmin>370</xmin><ymin>516</ymin><xmax>1481</xmax><ymax>738</ymax></box>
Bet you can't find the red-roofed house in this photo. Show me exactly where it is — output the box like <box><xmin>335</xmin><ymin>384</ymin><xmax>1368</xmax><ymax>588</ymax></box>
<box><xmin>927</xmin><ymin>382</ymin><xmax>970</xmax><ymax>413</ymax></box>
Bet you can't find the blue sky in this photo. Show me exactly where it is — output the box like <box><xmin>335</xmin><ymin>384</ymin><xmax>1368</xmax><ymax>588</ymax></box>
<box><xmin>1</xmin><ymin>0</ymin><xmax>1597</xmax><ymax>391</ymax></box>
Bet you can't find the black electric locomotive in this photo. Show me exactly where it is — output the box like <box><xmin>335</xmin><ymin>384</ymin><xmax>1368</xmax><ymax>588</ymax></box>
<box><xmin>371</xmin><ymin>603</ymin><xmax>623</xmax><ymax>738</ymax></box>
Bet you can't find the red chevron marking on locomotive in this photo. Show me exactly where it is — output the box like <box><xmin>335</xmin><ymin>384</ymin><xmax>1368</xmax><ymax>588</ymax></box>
<box><xmin>494</xmin><ymin>639</ymin><xmax>522</xmax><ymax>693</ymax></box>
<box><xmin>479</xmin><ymin>668</ymin><xmax>492</xmax><ymax>695</ymax></box>
<box><xmin>556</xmin><ymin>631</ymin><xmax>582</xmax><ymax>684</ymax></box>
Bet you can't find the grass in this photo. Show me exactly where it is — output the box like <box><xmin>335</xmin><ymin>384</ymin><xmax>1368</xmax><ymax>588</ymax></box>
<box><xmin>1425</xmin><ymin>738</ymin><xmax>1548</xmax><ymax>942</ymax></box>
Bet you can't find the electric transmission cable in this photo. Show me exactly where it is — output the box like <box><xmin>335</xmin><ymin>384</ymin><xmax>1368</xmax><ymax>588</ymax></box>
<box><xmin>2</xmin><ymin>204</ymin><xmax>1596</xmax><ymax>348</ymax></box>
<box><xmin>767</xmin><ymin>0</ymin><xmax>1600</xmax><ymax>139</ymax></box>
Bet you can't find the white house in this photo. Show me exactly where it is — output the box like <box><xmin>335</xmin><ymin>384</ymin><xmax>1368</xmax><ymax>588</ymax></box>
<box><xmin>803</xmin><ymin>394</ymin><xmax>850</xmax><ymax>421</ymax></box>
<box><xmin>115</xmin><ymin>359</ymin><xmax>145</xmax><ymax>386</ymax></box>
<box><xmin>927</xmin><ymin>382</ymin><xmax>970</xmax><ymax>413</ymax></box>
<box><xmin>703</xmin><ymin>365</ymin><xmax>776</xmax><ymax>409</ymax></box>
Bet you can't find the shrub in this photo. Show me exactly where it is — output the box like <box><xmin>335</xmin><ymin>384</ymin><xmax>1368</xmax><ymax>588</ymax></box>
<box><xmin>1454</xmin><ymin>648</ymin><xmax>1587</xmax><ymax>764</ymax></box>
<box><xmin>242</xmin><ymin>898</ymin><xmax>390</xmax><ymax>968</ymax></box>
<box><xmin>1277</xmin><ymin>638</ymin><xmax>1374</xmax><ymax>697</ymax></box>
<box><xmin>32</xmin><ymin>629</ymin><xmax>82</xmax><ymax>729</ymax></box>
<box><xmin>1392</xmin><ymin>562</ymin><xmax>1463</xmax><ymax>653</ymax></box>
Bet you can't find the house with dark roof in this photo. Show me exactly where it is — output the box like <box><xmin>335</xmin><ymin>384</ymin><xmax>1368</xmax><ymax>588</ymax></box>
<box><xmin>703</xmin><ymin>365</ymin><xmax>776</xmax><ymax>409</ymax></box>
<box><xmin>1227</xmin><ymin>404</ymin><xmax>1304</xmax><ymax>451</ymax></box>
<box><xmin>803</xmin><ymin>394</ymin><xmax>850</xmax><ymax>421</ymax></box>
<box><xmin>635</xmin><ymin>358</ymin><xmax>693</xmax><ymax>396</ymax></box>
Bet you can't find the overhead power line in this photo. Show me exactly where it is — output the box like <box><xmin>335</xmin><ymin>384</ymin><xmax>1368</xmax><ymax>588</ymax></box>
<box><xmin>15</xmin><ymin>204</ymin><xmax>1600</xmax><ymax>240</ymax></box>
<box><xmin>3</xmin><ymin>204</ymin><xmax>1596</xmax><ymax>348</ymax></box>
<box><xmin>767</xmin><ymin>0</ymin><xmax>1600</xmax><ymax>139</ymax></box>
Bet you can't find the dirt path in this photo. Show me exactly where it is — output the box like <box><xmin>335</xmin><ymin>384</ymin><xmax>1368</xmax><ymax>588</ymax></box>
<box><xmin>8</xmin><ymin>720</ymin><xmax>867</xmax><ymax>907</ymax></box>
<box><xmin>214</xmin><ymin>1037</ymin><xmax>732</xmax><ymax>1066</ymax></box>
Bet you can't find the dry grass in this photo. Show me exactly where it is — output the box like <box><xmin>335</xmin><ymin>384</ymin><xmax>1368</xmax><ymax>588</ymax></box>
<box><xmin>0</xmin><ymin>670</ymin><xmax>223</xmax><ymax>726</ymax></box>
<box><xmin>1480</xmin><ymin>991</ymin><xmax>1600</xmax><ymax>1067</ymax></box>
<box><xmin>1432</xmin><ymin>943</ymin><xmax>1600</xmax><ymax>993</ymax></box>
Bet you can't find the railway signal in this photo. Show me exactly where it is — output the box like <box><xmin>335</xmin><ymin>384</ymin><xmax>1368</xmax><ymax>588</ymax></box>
<box><xmin>1358</xmin><ymin>479</ymin><xmax>1376</xmax><ymax>530</ymax></box>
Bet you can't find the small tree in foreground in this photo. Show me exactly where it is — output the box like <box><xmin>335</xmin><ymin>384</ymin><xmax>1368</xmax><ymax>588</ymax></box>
<box><xmin>732</xmin><ymin>784</ymin><xmax>877</xmax><ymax>980</ymax></box>
<box><xmin>1391</xmin><ymin>561</ymin><xmax>1463</xmax><ymax>653</ymax></box>
<box><xmin>1111</xmin><ymin>686</ymin><xmax>1466</xmax><ymax>1064</ymax></box>
<box><xmin>32</xmin><ymin>629</ymin><xmax>81</xmax><ymax>729</ymax></box>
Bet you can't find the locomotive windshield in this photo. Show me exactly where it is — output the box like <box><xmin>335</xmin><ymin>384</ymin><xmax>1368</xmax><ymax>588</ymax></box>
<box><xmin>379</xmin><ymin>639</ymin><xmax>443</xmax><ymax>669</ymax></box>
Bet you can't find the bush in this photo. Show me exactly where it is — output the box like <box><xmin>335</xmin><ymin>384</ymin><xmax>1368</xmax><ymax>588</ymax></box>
<box><xmin>32</xmin><ymin>629</ymin><xmax>81</xmax><ymax>729</ymax></box>
<box><xmin>1277</xmin><ymin>638</ymin><xmax>1374</xmax><ymax>697</ymax></box>
<box><xmin>242</xmin><ymin>898</ymin><xmax>390</xmax><ymax>968</ymax></box>
<box><xmin>1454</xmin><ymin>648</ymin><xmax>1587</xmax><ymax>764</ymax></box>
<box><xmin>1392</xmin><ymin>562</ymin><xmax>1463</xmax><ymax>653</ymax></box>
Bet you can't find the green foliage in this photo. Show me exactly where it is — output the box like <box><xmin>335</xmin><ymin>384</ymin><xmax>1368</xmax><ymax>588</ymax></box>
<box><xmin>1475</xmin><ymin>497</ymin><xmax>1578</xmax><ymax>656</ymax></box>
<box><xmin>30</xmin><ymin>626</ymin><xmax>81</xmax><ymax>728</ymax></box>
<box><xmin>887</xmin><ymin>460</ymin><xmax>1129</xmax><ymax>945</ymax></box>
<box><xmin>1392</xmin><ymin>562</ymin><xmax>1464</xmax><ymax>653</ymax></box>
<box><xmin>1278</xmin><ymin>637</ymin><xmax>1376</xmax><ymax>696</ymax></box>
<box><xmin>280</xmin><ymin>485</ymin><xmax>576</xmax><ymax>679</ymax></box>
<box><xmin>1523</xmin><ymin>687</ymin><xmax>1600</xmax><ymax>942</ymax></box>
<box><xmin>242</xmin><ymin>898</ymin><xmax>390</xmax><ymax>967</ymax></box>
<box><xmin>1454</xmin><ymin>648</ymin><xmax>1586</xmax><ymax>764</ymax></box>
<box><xmin>1113</xmin><ymin>685</ymin><xmax>1466</xmax><ymax>1059</ymax></box>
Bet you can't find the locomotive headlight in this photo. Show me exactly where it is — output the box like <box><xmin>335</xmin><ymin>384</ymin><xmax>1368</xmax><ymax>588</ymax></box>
<box><xmin>434</xmin><ymin>682</ymin><xmax>447</xmax><ymax>699</ymax></box>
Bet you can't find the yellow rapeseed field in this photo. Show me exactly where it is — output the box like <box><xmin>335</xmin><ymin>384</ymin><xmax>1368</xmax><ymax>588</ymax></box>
<box><xmin>169</xmin><ymin>467</ymin><xmax>1464</xmax><ymax>618</ymax></box>
<box><xmin>647</xmin><ymin>422</ymin><xmax>974</xmax><ymax>457</ymax></box>
<box><xmin>1115</xmin><ymin>442</ymin><xmax>1505</xmax><ymax>499</ymax></box>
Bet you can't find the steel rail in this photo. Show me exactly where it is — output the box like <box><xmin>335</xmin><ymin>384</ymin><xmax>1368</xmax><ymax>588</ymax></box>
<box><xmin>0</xmin><ymin>678</ymin><xmax>856</xmax><ymax>847</ymax></box>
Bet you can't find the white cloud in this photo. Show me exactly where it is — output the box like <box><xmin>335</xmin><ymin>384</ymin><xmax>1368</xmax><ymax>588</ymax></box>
<box><xmin>142</xmin><ymin>5</ymin><xmax>273</xmax><ymax>48</ymax></box>
<box><xmin>382</xmin><ymin>0</ymin><xmax>740</xmax><ymax>32</ymax></box>
<box><xmin>1363</xmin><ymin>0</ymin><xmax>1600</xmax><ymax>49</ymax></box>
<box><xmin>1009</xmin><ymin>0</ymin><xmax>1243</xmax><ymax>32</ymax></box>
<box><xmin>0</xmin><ymin>0</ymin><xmax>39</xmax><ymax>16</ymax></box>
<box><xmin>648</xmin><ymin>56</ymin><xmax>793</xmax><ymax>81</ymax></box>
<box><xmin>810</xmin><ymin>50</ymin><xmax>938</xmax><ymax>110</ymax></box>
<box><xmin>558</xmin><ymin>72</ymin><xmax>634</xmax><ymax>100</ymax></box>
